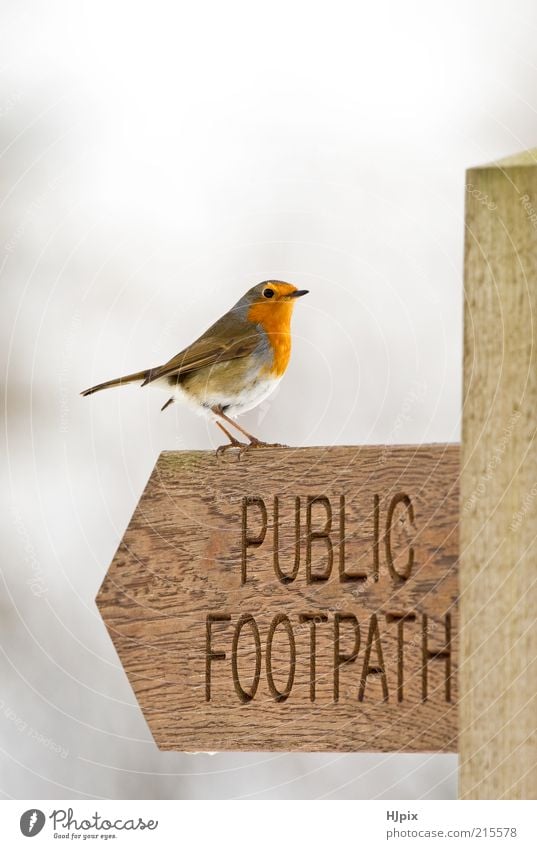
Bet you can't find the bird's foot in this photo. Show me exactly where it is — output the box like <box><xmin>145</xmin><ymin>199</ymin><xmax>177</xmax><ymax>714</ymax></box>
<box><xmin>215</xmin><ymin>420</ymin><xmax>248</xmax><ymax>459</ymax></box>
<box><xmin>216</xmin><ymin>438</ymin><xmax>249</xmax><ymax>458</ymax></box>
<box><xmin>216</xmin><ymin>439</ymin><xmax>288</xmax><ymax>460</ymax></box>
<box><xmin>247</xmin><ymin>438</ymin><xmax>288</xmax><ymax>449</ymax></box>
<box><xmin>214</xmin><ymin>420</ymin><xmax>287</xmax><ymax>459</ymax></box>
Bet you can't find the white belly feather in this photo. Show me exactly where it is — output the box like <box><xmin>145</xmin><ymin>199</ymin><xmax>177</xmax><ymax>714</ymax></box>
<box><xmin>154</xmin><ymin>374</ymin><xmax>282</xmax><ymax>420</ymax></box>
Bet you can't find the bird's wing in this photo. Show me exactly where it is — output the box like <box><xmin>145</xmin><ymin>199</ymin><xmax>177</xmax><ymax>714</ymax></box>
<box><xmin>142</xmin><ymin>315</ymin><xmax>260</xmax><ymax>386</ymax></box>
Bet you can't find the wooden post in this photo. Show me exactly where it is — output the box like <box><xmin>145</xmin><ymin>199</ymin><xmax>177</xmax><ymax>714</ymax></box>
<box><xmin>461</xmin><ymin>151</ymin><xmax>537</xmax><ymax>799</ymax></box>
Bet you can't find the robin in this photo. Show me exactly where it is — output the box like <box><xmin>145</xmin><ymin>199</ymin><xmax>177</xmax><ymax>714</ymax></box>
<box><xmin>81</xmin><ymin>280</ymin><xmax>308</xmax><ymax>453</ymax></box>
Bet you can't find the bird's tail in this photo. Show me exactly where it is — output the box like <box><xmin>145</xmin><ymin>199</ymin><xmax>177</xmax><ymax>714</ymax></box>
<box><xmin>80</xmin><ymin>369</ymin><xmax>148</xmax><ymax>397</ymax></box>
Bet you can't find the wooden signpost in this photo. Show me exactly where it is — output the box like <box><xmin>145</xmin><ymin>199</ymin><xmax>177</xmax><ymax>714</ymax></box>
<box><xmin>96</xmin><ymin>148</ymin><xmax>537</xmax><ymax>798</ymax></box>
<box><xmin>97</xmin><ymin>445</ymin><xmax>458</xmax><ymax>752</ymax></box>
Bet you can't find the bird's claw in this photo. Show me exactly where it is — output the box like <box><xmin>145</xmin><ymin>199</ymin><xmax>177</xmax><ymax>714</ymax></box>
<box><xmin>215</xmin><ymin>440</ymin><xmax>248</xmax><ymax>459</ymax></box>
<box><xmin>247</xmin><ymin>439</ymin><xmax>288</xmax><ymax>449</ymax></box>
<box><xmin>215</xmin><ymin>439</ymin><xmax>288</xmax><ymax>460</ymax></box>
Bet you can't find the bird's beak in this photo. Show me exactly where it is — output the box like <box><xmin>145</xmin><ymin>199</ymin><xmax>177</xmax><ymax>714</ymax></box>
<box><xmin>288</xmin><ymin>289</ymin><xmax>309</xmax><ymax>299</ymax></box>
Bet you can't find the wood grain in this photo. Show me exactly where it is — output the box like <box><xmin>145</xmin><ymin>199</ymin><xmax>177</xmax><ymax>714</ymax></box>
<box><xmin>97</xmin><ymin>444</ymin><xmax>459</xmax><ymax>752</ymax></box>
<box><xmin>461</xmin><ymin>152</ymin><xmax>537</xmax><ymax>799</ymax></box>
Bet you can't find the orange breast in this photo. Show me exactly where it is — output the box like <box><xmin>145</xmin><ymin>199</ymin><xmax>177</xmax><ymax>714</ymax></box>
<box><xmin>248</xmin><ymin>301</ymin><xmax>293</xmax><ymax>377</ymax></box>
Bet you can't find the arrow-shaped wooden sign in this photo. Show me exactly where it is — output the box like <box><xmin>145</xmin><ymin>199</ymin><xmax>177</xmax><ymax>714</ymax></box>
<box><xmin>97</xmin><ymin>444</ymin><xmax>459</xmax><ymax>752</ymax></box>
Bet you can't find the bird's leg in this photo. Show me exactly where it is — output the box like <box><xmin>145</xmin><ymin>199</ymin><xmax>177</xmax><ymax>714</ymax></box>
<box><xmin>215</xmin><ymin>421</ymin><xmax>248</xmax><ymax>456</ymax></box>
<box><xmin>212</xmin><ymin>406</ymin><xmax>287</xmax><ymax>449</ymax></box>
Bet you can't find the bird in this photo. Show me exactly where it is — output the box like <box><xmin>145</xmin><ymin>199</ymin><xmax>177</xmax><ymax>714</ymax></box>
<box><xmin>81</xmin><ymin>280</ymin><xmax>308</xmax><ymax>453</ymax></box>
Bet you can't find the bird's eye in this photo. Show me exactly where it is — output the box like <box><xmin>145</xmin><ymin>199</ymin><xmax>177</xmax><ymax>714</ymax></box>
<box><xmin>263</xmin><ymin>288</ymin><xmax>275</xmax><ymax>299</ymax></box>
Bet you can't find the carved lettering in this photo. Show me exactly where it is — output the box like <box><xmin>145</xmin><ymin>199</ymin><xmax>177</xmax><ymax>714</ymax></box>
<box><xmin>334</xmin><ymin>613</ymin><xmax>360</xmax><ymax>702</ymax></box>
<box><xmin>299</xmin><ymin>613</ymin><xmax>328</xmax><ymax>702</ymax></box>
<box><xmin>358</xmin><ymin>613</ymin><xmax>389</xmax><ymax>702</ymax></box>
<box><xmin>241</xmin><ymin>496</ymin><xmax>268</xmax><ymax>585</ymax></box>
<box><xmin>306</xmin><ymin>495</ymin><xmax>333</xmax><ymax>583</ymax></box>
<box><xmin>422</xmin><ymin>613</ymin><xmax>452</xmax><ymax>702</ymax></box>
<box><xmin>266</xmin><ymin>614</ymin><xmax>296</xmax><ymax>702</ymax></box>
<box><xmin>385</xmin><ymin>492</ymin><xmax>415</xmax><ymax>582</ymax></box>
<box><xmin>273</xmin><ymin>496</ymin><xmax>301</xmax><ymax>584</ymax></box>
<box><xmin>231</xmin><ymin>614</ymin><xmax>262</xmax><ymax>703</ymax></box>
<box><xmin>206</xmin><ymin>613</ymin><xmax>231</xmax><ymax>701</ymax></box>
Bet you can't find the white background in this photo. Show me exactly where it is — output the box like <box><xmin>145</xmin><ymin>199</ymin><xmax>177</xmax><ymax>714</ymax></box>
<box><xmin>1</xmin><ymin>0</ymin><xmax>537</xmax><ymax>799</ymax></box>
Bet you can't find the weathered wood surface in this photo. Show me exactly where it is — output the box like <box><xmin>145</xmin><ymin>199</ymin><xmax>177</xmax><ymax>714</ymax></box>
<box><xmin>461</xmin><ymin>152</ymin><xmax>537</xmax><ymax>799</ymax></box>
<box><xmin>97</xmin><ymin>445</ymin><xmax>459</xmax><ymax>752</ymax></box>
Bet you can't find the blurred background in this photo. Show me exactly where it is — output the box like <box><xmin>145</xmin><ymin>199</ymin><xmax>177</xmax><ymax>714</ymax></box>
<box><xmin>1</xmin><ymin>0</ymin><xmax>537</xmax><ymax>799</ymax></box>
